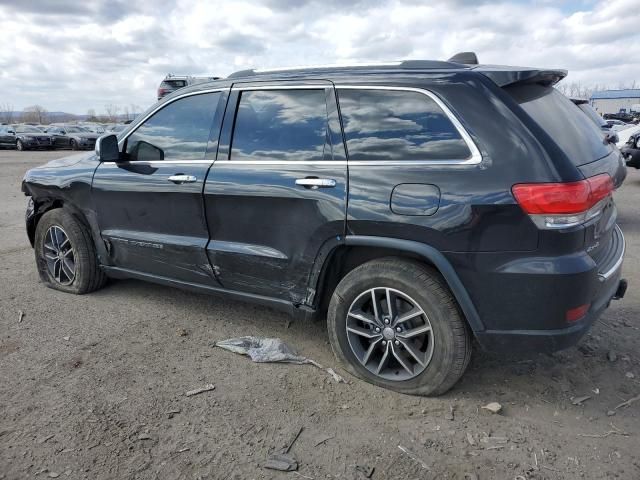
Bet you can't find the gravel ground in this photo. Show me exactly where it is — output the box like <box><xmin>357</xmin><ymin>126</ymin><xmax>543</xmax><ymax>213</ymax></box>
<box><xmin>1</xmin><ymin>150</ymin><xmax>639</xmax><ymax>480</ymax></box>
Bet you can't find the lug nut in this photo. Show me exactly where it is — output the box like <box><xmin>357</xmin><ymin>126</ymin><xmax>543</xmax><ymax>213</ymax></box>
<box><xmin>396</xmin><ymin>327</ymin><xmax>402</xmax><ymax>332</ymax></box>
<box><xmin>394</xmin><ymin>340</ymin><xmax>400</xmax><ymax>346</ymax></box>
<box><xmin>374</xmin><ymin>327</ymin><xmax>381</xmax><ymax>333</ymax></box>
<box><xmin>381</xmin><ymin>340</ymin><xmax>387</xmax><ymax>345</ymax></box>
<box><xmin>384</xmin><ymin>318</ymin><xmax>390</xmax><ymax>324</ymax></box>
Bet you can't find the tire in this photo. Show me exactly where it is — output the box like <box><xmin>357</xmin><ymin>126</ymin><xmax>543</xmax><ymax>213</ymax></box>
<box><xmin>327</xmin><ymin>257</ymin><xmax>471</xmax><ymax>396</ymax></box>
<box><xmin>16</xmin><ymin>140</ymin><xmax>24</xmax><ymax>151</ymax></box>
<box><xmin>34</xmin><ymin>209</ymin><xmax>107</xmax><ymax>294</ymax></box>
<box><xmin>70</xmin><ymin>139</ymin><xmax>77</xmax><ymax>151</ymax></box>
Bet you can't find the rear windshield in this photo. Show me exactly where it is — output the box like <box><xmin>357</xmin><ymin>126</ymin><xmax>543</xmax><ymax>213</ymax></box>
<box><xmin>164</xmin><ymin>80</ymin><xmax>187</xmax><ymax>88</ymax></box>
<box><xmin>506</xmin><ymin>84</ymin><xmax>611</xmax><ymax>166</ymax></box>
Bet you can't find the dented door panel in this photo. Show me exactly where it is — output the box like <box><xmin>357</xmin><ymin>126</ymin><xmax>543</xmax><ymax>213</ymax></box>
<box><xmin>205</xmin><ymin>82</ymin><xmax>347</xmax><ymax>302</ymax></box>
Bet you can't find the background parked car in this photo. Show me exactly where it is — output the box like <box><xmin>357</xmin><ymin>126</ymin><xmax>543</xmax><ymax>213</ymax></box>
<box><xmin>47</xmin><ymin>125</ymin><xmax>98</xmax><ymax>150</ymax></box>
<box><xmin>571</xmin><ymin>98</ymin><xmax>619</xmax><ymax>144</ymax></box>
<box><xmin>106</xmin><ymin>124</ymin><xmax>127</xmax><ymax>134</ymax></box>
<box><xmin>157</xmin><ymin>74</ymin><xmax>220</xmax><ymax>100</ymax></box>
<box><xmin>5</xmin><ymin>124</ymin><xmax>52</xmax><ymax>150</ymax></box>
<box><xmin>621</xmin><ymin>132</ymin><xmax>640</xmax><ymax>169</ymax></box>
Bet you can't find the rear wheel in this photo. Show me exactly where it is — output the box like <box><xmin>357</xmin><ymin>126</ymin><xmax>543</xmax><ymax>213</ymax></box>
<box><xmin>327</xmin><ymin>258</ymin><xmax>471</xmax><ymax>396</ymax></box>
<box><xmin>70</xmin><ymin>139</ymin><xmax>78</xmax><ymax>150</ymax></box>
<box><xmin>16</xmin><ymin>140</ymin><xmax>24</xmax><ymax>151</ymax></box>
<box><xmin>34</xmin><ymin>209</ymin><xmax>106</xmax><ymax>294</ymax></box>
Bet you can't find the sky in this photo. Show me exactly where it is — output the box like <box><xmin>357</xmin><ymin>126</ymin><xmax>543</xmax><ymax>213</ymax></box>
<box><xmin>0</xmin><ymin>0</ymin><xmax>638</xmax><ymax>115</ymax></box>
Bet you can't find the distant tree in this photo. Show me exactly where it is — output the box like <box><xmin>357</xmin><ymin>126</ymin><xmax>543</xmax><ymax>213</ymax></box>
<box><xmin>129</xmin><ymin>103</ymin><xmax>140</xmax><ymax>120</ymax></box>
<box><xmin>22</xmin><ymin>105</ymin><xmax>48</xmax><ymax>124</ymax></box>
<box><xmin>104</xmin><ymin>104</ymin><xmax>120</xmax><ymax>122</ymax></box>
<box><xmin>86</xmin><ymin>108</ymin><xmax>99</xmax><ymax>122</ymax></box>
<box><xmin>0</xmin><ymin>102</ymin><xmax>14</xmax><ymax>123</ymax></box>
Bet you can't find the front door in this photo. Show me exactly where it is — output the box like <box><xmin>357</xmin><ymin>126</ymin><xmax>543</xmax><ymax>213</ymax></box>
<box><xmin>204</xmin><ymin>82</ymin><xmax>347</xmax><ymax>304</ymax></box>
<box><xmin>92</xmin><ymin>89</ymin><xmax>227</xmax><ymax>285</ymax></box>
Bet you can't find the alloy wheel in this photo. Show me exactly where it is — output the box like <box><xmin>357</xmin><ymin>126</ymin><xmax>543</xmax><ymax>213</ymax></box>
<box><xmin>345</xmin><ymin>287</ymin><xmax>435</xmax><ymax>381</ymax></box>
<box><xmin>43</xmin><ymin>225</ymin><xmax>76</xmax><ymax>285</ymax></box>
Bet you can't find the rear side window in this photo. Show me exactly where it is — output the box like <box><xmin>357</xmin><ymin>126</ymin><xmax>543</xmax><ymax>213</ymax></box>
<box><xmin>337</xmin><ymin>89</ymin><xmax>471</xmax><ymax>161</ymax></box>
<box><xmin>230</xmin><ymin>89</ymin><xmax>327</xmax><ymax>161</ymax></box>
<box><xmin>125</xmin><ymin>92</ymin><xmax>220</xmax><ymax>161</ymax></box>
<box><xmin>506</xmin><ymin>85</ymin><xmax>611</xmax><ymax>166</ymax></box>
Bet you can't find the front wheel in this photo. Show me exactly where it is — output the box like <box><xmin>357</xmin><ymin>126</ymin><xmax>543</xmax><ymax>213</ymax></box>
<box><xmin>327</xmin><ymin>258</ymin><xmax>471</xmax><ymax>396</ymax></box>
<box><xmin>34</xmin><ymin>209</ymin><xmax>107</xmax><ymax>294</ymax></box>
<box><xmin>70</xmin><ymin>139</ymin><xmax>78</xmax><ymax>150</ymax></box>
<box><xmin>16</xmin><ymin>140</ymin><xmax>24</xmax><ymax>151</ymax></box>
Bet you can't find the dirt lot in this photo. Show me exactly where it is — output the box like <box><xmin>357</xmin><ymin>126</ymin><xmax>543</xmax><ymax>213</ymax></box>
<box><xmin>1</xmin><ymin>150</ymin><xmax>639</xmax><ymax>480</ymax></box>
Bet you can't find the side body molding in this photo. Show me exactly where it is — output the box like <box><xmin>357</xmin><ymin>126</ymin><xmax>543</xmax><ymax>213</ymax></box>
<box><xmin>344</xmin><ymin>235</ymin><xmax>485</xmax><ymax>332</ymax></box>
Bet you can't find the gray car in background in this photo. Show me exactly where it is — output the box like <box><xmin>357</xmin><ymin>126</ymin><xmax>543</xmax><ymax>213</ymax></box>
<box><xmin>47</xmin><ymin>125</ymin><xmax>99</xmax><ymax>150</ymax></box>
<box><xmin>157</xmin><ymin>74</ymin><xmax>220</xmax><ymax>100</ymax></box>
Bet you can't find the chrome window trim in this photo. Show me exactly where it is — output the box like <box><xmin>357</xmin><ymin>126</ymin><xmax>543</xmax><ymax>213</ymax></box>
<box><xmin>335</xmin><ymin>85</ymin><xmax>482</xmax><ymax>166</ymax></box>
<box><xmin>224</xmin><ymin>160</ymin><xmax>346</xmax><ymax>166</ymax></box>
<box><xmin>117</xmin><ymin>88</ymin><xmax>228</xmax><ymax>149</ymax></box>
<box><xmin>108</xmin><ymin>160</ymin><xmax>214</xmax><ymax>166</ymax></box>
<box><xmin>115</xmin><ymin>84</ymin><xmax>482</xmax><ymax>167</ymax></box>
<box><xmin>233</xmin><ymin>84</ymin><xmax>330</xmax><ymax>91</ymax></box>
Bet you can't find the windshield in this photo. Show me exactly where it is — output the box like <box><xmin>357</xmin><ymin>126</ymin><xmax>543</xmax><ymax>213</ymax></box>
<box><xmin>506</xmin><ymin>84</ymin><xmax>611</xmax><ymax>166</ymax></box>
<box><xmin>64</xmin><ymin>127</ymin><xmax>84</xmax><ymax>133</ymax></box>
<box><xmin>15</xmin><ymin>126</ymin><xmax>43</xmax><ymax>133</ymax></box>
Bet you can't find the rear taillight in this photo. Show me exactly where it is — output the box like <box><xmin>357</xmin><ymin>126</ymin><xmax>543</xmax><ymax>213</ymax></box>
<box><xmin>512</xmin><ymin>174</ymin><xmax>614</xmax><ymax>229</ymax></box>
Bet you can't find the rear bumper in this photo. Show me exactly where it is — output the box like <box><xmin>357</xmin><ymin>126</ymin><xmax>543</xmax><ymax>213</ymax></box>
<box><xmin>462</xmin><ymin>225</ymin><xmax>626</xmax><ymax>353</ymax></box>
<box><xmin>475</xmin><ymin>271</ymin><xmax>625</xmax><ymax>353</ymax></box>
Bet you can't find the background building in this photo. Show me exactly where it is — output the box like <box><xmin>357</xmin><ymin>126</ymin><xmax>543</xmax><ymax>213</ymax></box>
<box><xmin>590</xmin><ymin>89</ymin><xmax>640</xmax><ymax>115</ymax></box>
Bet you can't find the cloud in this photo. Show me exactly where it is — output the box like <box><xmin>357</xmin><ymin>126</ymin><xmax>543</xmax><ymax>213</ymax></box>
<box><xmin>0</xmin><ymin>0</ymin><xmax>638</xmax><ymax>114</ymax></box>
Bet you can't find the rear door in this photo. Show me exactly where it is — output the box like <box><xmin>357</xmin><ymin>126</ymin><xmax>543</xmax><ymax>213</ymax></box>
<box><xmin>204</xmin><ymin>81</ymin><xmax>347</xmax><ymax>303</ymax></box>
<box><xmin>92</xmin><ymin>89</ymin><xmax>228</xmax><ymax>285</ymax></box>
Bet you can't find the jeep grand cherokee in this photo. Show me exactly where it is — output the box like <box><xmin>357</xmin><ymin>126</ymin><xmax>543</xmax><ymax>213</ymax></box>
<box><xmin>22</xmin><ymin>53</ymin><xmax>627</xmax><ymax>395</ymax></box>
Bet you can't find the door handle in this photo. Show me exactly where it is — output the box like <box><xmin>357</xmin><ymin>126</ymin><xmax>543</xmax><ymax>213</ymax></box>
<box><xmin>295</xmin><ymin>178</ymin><xmax>336</xmax><ymax>189</ymax></box>
<box><xmin>168</xmin><ymin>174</ymin><xmax>197</xmax><ymax>184</ymax></box>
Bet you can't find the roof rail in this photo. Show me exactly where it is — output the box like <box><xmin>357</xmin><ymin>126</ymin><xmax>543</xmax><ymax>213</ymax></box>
<box><xmin>226</xmin><ymin>59</ymin><xmax>468</xmax><ymax>79</ymax></box>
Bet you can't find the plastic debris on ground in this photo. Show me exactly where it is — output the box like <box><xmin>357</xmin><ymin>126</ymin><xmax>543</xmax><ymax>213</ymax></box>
<box><xmin>214</xmin><ymin>336</ymin><xmax>347</xmax><ymax>383</ymax></box>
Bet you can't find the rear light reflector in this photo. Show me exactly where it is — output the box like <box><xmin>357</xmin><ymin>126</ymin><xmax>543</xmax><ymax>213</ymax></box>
<box><xmin>512</xmin><ymin>174</ymin><xmax>614</xmax><ymax>229</ymax></box>
<box><xmin>565</xmin><ymin>303</ymin><xmax>590</xmax><ymax>322</ymax></box>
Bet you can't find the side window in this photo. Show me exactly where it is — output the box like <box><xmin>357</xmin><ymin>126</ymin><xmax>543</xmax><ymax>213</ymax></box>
<box><xmin>230</xmin><ymin>89</ymin><xmax>327</xmax><ymax>161</ymax></box>
<box><xmin>337</xmin><ymin>89</ymin><xmax>471</xmax><ymax>161</ymax></box>
<box><xmin>125</xmin><ymin>92</ymin><xmax>220</xmax><ymax>161</ymax></box>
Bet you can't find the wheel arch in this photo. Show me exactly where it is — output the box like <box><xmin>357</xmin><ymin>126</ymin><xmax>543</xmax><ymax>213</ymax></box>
<box><xmin>311</xmin><ymin>235</ymin><xmax>485</xmax><ymax>332</ymax></box>
<box><xmin>27</xmin><ymin>197</ymin><xmax>98</xmax><ymax>255</ymax></box>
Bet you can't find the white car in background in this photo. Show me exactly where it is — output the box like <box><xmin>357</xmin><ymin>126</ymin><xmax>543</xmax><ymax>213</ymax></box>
<box><xmin>617</xmin><ymin>124</ymin><xmax>640</xmax><ymax>148</ymax></box>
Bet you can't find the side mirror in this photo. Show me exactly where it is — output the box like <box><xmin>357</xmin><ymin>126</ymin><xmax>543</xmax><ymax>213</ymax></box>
<box><xmin>7</xmin><ymin>130</ymin><xmax>15</xmax><ymax>135</ymax></box>
<box><xmin>60</xmin><ymin>130</ymin><xmax>66</xmax><ymax>135</ymax></box>
<box><xmin>96</xmin><ymin>134</ymin><xmax>120</xmax><ymax>162</ymax></box>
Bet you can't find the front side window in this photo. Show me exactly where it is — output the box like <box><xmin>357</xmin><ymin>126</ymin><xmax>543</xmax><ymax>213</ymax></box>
<box><xmin>337</xmin><ymin>89</ymin><xmax>471</xmax><ymax>161</ymax></box>
<box><xmin>230</xmin><ymin>89</ymin><xmax>328</xmax><ymax>161</ymax></box>
<box><xmin>126</xmin><ymin>92</ymin><xmax>220</xmax><ymax>161</ymax></box>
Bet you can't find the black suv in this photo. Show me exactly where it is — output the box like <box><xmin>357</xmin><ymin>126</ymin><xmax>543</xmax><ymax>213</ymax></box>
<box><xmin>22</xmin><ymin>55</ymin><xmax>628</xmax><ymax>395</ymax></box>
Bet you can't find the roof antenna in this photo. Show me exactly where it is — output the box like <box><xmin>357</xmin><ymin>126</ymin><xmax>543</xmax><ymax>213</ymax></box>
<box><xmin>448</xmin><ymin>52</ymin><xmax>478</xmax><ymax>65</ymax></box>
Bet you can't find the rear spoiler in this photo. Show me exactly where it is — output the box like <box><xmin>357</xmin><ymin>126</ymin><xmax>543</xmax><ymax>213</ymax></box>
<box><xmin>473</xmin><ymin>65</ymin><xmax>567</xmax><ymax>87</ymax></box>
<box><xmin>447</xmin><ymin>51</ymin><xmax>567</xmax><ymax>87</ymax></box>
